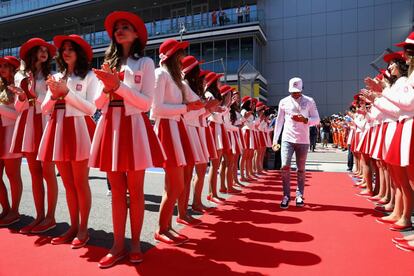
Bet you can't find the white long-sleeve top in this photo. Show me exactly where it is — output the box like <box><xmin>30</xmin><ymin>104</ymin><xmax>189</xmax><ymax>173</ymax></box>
<box><xmin>272</xmin><ymin>94</ymin><xmax>320</xmax><ymax>145</ymax></box>
<box><xmin>241</xmin><ymin>109</ymin><xmax>254</xmax><ymax>130</ymax></box>
<box><xmin>14</xmin><ymin>71</ymin><xmax>48</xmax><ymax>114</ymax></box>
<box><xmin>96</xmin><ymin>57</ymin><xmax>155</xmax><ymax>115</ymax></box>
<box><xmin>223</xmin><ymin>110</ymin><xmax>238</xmax><ymax>131</ymax></box>
<box><xmin>354</xmin><ymin>113</ymin><xmax>366</xmax><ymax>133</ymax></box>
<box><xmin>382</xmin><ymin>73</ymin><xmax>414</xmax><ymax>119</ymax></box>
<box><xmin>182</xmin><ymin>81</ymin><xmax>205</xmax><ymax>127</ymax></box>
<box><xmin>151</xmin><ymin>66</ymin><xmax>187</xmax><ymax>121</ymax></box>
<box><xmin>42</xmin><ymin>71</ymin><xmax>98</xmax><ymax>116</ymax></box>
<box><xmin>205</xmin><ymin>91</ymin><xmax>226</xmax><ymax>124</ymax></box>
<box><xmin>373</xmin><ymin>78</ymin><xmax>406</xmax><ymax>122</ymax></box>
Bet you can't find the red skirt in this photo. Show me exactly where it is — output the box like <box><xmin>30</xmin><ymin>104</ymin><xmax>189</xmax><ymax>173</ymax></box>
<box><xmin>90</xmin><ymin>108</ymin><xmax>165</xmax><ymax>172</ymax></box>
<box><xmin>11</xmin><ymin>108</ymin><xmax>43</xmax><ymax>154</ymax></box>
<box><xmin>204</xmin><ymin>126</ymin><xmax>218</xmax><ymax>160</ymax></box>
<box><xmin>385</xmin><ymin>118</ymin><xmax>414</xmax><ymax>166</ymax></box>
<box><xmin>209</xmin><ymin>122</ymin><xmax>231</xmax><ymax>154</ymax></box>
<box><xmin>157</xmin><ymin>118</ymin><xmax>195</xmax><ymax>168</ymax></box>
<box><xmin>38</xmin><ymin>109</ymin><xmax>95</xmax><ymax>162</ymax></box>
<box><xmin>238</xmin><ymin>128</ymin><xmax>246</xmax><ymax>150</ymax></box>
<box><xmin>259</xmin><ymin>131</ymin><xmax>267</xmax><ymax>148</ymax></box>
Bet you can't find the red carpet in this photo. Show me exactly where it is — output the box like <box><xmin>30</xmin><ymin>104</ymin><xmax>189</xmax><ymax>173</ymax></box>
<box><xmin>1</xmin><ymin>171</ymin><xmax>414</xmax><ymax>275</ymax></box>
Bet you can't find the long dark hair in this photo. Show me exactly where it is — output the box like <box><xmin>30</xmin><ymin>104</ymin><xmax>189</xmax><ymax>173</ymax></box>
<box><xmin>184</xmin><ymin>65</ymin><xmax>203</xmax><ymax>98</ymax></box>
<box><xmin>241</xmin><ymin>100</ymin><xmax>251</xmax><ymax>111</ymax></box>
<box><xmin>23</xmin><ymin>46</ymin><xmax>52</xmax><ymax>79</ymax></box>
<box><xmin>104</xmin><ymin>37</ymin><xmax>143</xmax><ymax>70</ymax></box>
<box><xmin>163</xmin><ymin>49</ymin><xmax>186</xmax><ymax>100</ymax></box>
<box><xmin>230</xmin><ymin>101</ymin><xmax>238</xmax><ymax>124</ymax></box>
<box><xmin>205</xmin><ymin>80</ymin><xmax>222</xmax><ymax>101</ymax></box>
<box><xmin>388</xmin><ymin>59</ymin><xmax>408</xmax><ymax>84</ymax></box>
<box><xmin>0</xmin><ymin>64</ymin><xmax>16</xmax><ymax>104</ymax></box>
<box><xmin>56</xmin><ymin>40</ymin><xmax>90</xmax><ymax>79</ymax></box>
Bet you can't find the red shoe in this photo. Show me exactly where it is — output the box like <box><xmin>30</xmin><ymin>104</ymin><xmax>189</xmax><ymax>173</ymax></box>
<box><xmin>51</xmin><ymin>234</ymin><xmax>76</xmax><ymax>245</ymax></box>
<box><xmin>374</xmin><ymin>206</ymin><xmax>393</xmax><ymax>213</ymax></box>
<box><xmin>71</xmin><ymin>235</ymin><xmax>90</xmax><ymax>249</ymax></box>
<box><xmin>192</xmin><ymin>206</ymin><xmax>215</xmax><ymax>214</ymax></box>
<box><xmin>154</xmin><ymin>232</ymin><xmax>188</xmax><ymax>246</ymax></box>
<box><xmin>367</xmin><ymin>196</ymin><xmax>381</xmax><ymax>202</ymax></box>
<box><xmin>206</xmin><ymin>195</ymin><xmax>225</xmax><ymax>204</ymax></box>
<box><xmin>389</xmin><ymin>224</ymin><xmax>413</xmax><ymax>232</ymax></box>
<box><xmin>19</xmin><ymin>224</ymin><xmax>36</xmax><ymax>234</ymax></box>
<box><xmin>377</xmin><ymin>199</ymin><xmax>390</xmax><ymax>205</ymax></box>
<box><xmin>219</xmin><ymin>188</ymin><xmax>227</xmax><ymax>194</ymax></box>
<box><xmin>392</xmin><ymin>237</ymin><xmax>408</xmax><ymax>244</ymax></box>
<box><xmin>396</xmin><ymin>241</ymin><xmax>414</xmax><ymax>252</ymax></box>
<box><xmin>227</xmin><ymin>188</ymin><xmax>242</xmax><ymax>194</ymax></box>
<box><xmin>31</xmin><ymin>221</ymin><xmax>56</xmax><ymax>234</ymax></box>
<box><xmin>176</xmin><ymin>217</ymin><xmax>202</xmax><ymax>226</ymax></box>
<box><xmin>99</xmin><ymin>250</ymin><xmax>128</xmax><ymax>269</ymax></box>
<box><xmin>0</xmin><ymin>215</ymin><xmax>20</xmax><ymax>227</ymax></box>
<box><xmin>129</xmin><ymin>252</ymin><xmax>144</xmax><ymax>264</ymax></box>
<box><xmin>376</xmin><ymin>218</ymin><xmax>397</xmax><ymax>224</ymax></box>
<box><xmin>356</xmin><ymin>191</ymin><xmax>373</xmax><ymax>197</ymax></box>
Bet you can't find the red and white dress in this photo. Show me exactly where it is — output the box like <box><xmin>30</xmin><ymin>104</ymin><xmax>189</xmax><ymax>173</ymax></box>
<box><xmin>205</xmin><ymin>92</ymin><xmax>231</xmax><ymax>154</ymax></box>
<box><xmin>234</xmin><ymin>111</ymin><xmax>246</xmax><ymax>151</ymax></box>
<box><xmin>241</xmin><ymin>109</ymin><xmax>256</xmax><ymax>150</ymax></box>
<box><xmin>198</xmin><ymin>111</ymin><xmax>218</xmax><ymax>160</ymax></box>
<box><xmin>0</xmin><ymin>100</ymin><xmax>23</xmax><ymax>160</ymax></box>
<box><xmin>90</xmin><ymin>57</ymin><xmax>165</xmax><ymax>171</ymax></box>
<box><xmin>37</xmin><ymin>71</ymin><xmax>97</xmax><ymax>162</ymax></box>
<box><xmin>182</xmin><ymin>81</ymin><xmax>208</xmax><ymax>164</ymax></box>
<box><xmin>383</xmin><ymin>74</ymin><xmax>414</xmax><ymax>167</ymax></box>
<box><xmin>223</xmin><ymin>109</ymin><xmax>242</xmax><ymax>155</ymax></box>
<box><xmin>151</xmin><ymin>66</ymin><xmax>193</xmax><ymax>168</ymax></box>
<box><xmin>372</xmin><ymin>78</ymin><xmax>406</xmax><ymax>161</ymax></box>
<box><xmin>10</xmin><ymin>72</ymin><xmax>49</xmax><ymax>154</ymax></box>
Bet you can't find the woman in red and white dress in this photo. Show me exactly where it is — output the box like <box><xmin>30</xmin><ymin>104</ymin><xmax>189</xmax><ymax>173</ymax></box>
<box><xmin>178</xmin><ymin>56</ymin><xmax>210</xmax><ymax>226</ymax></box>
<box><xmin>181</xmin><ymin>58</ymin><xmax>218</xmax><ymax>214</ymax></box>
<box><xmin>254</xmin><ymin>102</ymin><xmax>268</xmax><ymax>174</ymax></box>
<box><xmin>240</xmin><ymin>96</ymin><xmax>256</xmax><ymax>181</ymax></box>
<box><xmin>219</xmin><ymin>85</ymin><xmax>241</xmax><ymax>194</ymax></box>
<box><xmin>231</xmin><ymin>91</ymin><xmax>246</xmax><ymax>187</ymax></box>
<box><xmin>91</xmin><ymin>12</ymin><xmax>165</xmax><ymax>267</ymax></box>
<box><xmin>0</xmin><ymin>56</ymin><xmax>23</xmax><ymax>226</ymax></box>
<box><xmin>7</xmin><ymin>38</ymin><xmax>59</xmax><ymax>233</ymax></box>
<box><xmin>204</xmin><ymin>72</ymin><xmax>230</xmax><ymax>204</ymax></box>
<box><xmin>151</xmin><ymin>39</ymin><xmax>203</xmax><ymax>245</ymax></box>
<box><xmin>37</xmin><ymin>35</ymin><xmax>96</xmax><ymax>248</ymax></box>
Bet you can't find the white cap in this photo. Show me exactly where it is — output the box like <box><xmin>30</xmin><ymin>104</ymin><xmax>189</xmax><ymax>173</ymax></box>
<box><xmin>288</xmin><ymin>77</ymin><xmax>303</xmax><ymax>93</ymax></box>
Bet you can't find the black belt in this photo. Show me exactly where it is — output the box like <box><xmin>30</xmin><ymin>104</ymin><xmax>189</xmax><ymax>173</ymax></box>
<box><xmin>54</xmin><ymin>103</ymin><xmax>66</xmax><ymax>109</ymax></box>
<box><xmin>109</xmin><ymin>100</ymin><xmax>124</xmax><ymax>107</ymax></box>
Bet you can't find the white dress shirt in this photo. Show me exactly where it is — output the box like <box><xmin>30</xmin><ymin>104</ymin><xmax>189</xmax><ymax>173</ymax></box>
<box><xmin>272</xmin><ymin>94</ymin><xmax>320</xmax><ymax>144</ymax></box>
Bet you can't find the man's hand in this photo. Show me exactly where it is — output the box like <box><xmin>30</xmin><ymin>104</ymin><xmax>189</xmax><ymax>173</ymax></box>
<box><xmin>272</xmin><ymin>143</ymin><xmax>281</xmax><ymax>151</ymax></box>
<box><xmin>292</xmin><ymin>114</ymin><xmax>308</xmax><ymax>124</ymax></box>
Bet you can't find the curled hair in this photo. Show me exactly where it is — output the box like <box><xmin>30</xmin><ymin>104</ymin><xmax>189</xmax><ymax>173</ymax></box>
<box><xmin>388</xmin><ymin>58</ymin><xmax>408</xmax><ymax>84</ymax></box>
<box><xmin>163</xmin><ymin>49</ymin><xmax>186</xmax><ymax>101</ymax></box>
<box><xmin>23</xmin><ymin>46</ymin><xmax>52</xmax><ymax>80</ymax></box>
<box><xmin>184</xmin><ymin>65</ymin><xmax>204</xmax><ymax>98</ymax></box>
<box><xmin>104</xmin><ymin>37</ymin><xmax>143</xmax><ymax>70</ymax></box>
<box><xmin>241</xmin><ymin>100</ymin><xmax>251</xmax><ymax>111</ymax></box>
<box><xmin>56</xmin><ymin>40</ymin><xmax>90</xmax><ymax>79</ymax></box>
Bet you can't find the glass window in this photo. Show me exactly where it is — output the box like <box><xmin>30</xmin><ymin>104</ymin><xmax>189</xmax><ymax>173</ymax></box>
<box><xmin>189</xmin><ymin>43</ymin><xmax>201</xmax><ymax>61</ymax></box>
<box><xmin>213</xmin><ymin>40</ymin><xmax>226</xmax><ymax>73</ymax></box>
<box><xmin>241</xmin><ymin>37</ymin><xmax>253</xmax><ymax>66</ymax></box>
<box><xmin>201</xmin><ymin>41</ymin><xmax>214</xmax><ymax>71</ymax></box>
<box><xmin>227</xmin><ymin>38</ymin><xmax>240</xmax><ymax>74</ymax></box>
<box><xmin>145</xmin><ymin>48</ymin><xmax>156</xmax><ymax>63</ymax></box>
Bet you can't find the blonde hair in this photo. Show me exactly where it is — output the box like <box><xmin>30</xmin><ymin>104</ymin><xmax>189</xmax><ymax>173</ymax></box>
<box><xmin>0</xmin><ymin>79</ymin><xmax>14</xmax><ymax>105</ymax></box>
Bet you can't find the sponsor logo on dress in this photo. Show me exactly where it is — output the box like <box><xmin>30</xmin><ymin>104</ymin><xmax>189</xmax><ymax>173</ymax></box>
<box><xmin>76</xmin><ymin>84</ymin><xmax>82</xmax><ymax>91</ymax></box>
<box><xmin>134</xmin><ymin>75</ymin><xmax>142</xmax><ymax>84</ymax></box>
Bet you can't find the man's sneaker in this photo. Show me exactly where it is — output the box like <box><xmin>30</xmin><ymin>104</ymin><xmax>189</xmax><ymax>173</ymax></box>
<box><xmin>280</xmin><ymin>196</ymin><xmax>290</xmax><ymax>209</ymax></box>
<box><xmin>296</xmin><ymin>196</ymin><xmax>304</xmax><ymax>207</ymax></box>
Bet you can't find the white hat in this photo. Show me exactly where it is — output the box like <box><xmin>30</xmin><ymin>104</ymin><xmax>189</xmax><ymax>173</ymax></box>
<box><xmin>288</xmin><ymin>77</ymin><xmax>303</xmax><ymax>93</ymax></box>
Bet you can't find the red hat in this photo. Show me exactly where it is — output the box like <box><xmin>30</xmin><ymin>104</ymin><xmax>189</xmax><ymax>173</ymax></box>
<box><xmin>19</xmin><ymin>38</ymin><xmax>56</xmax><ymax>62</ymax></box>
<box><xmin>0</xmin><ymin>56</ymin><xmax>20</xmax><ymax>69</ymax></box>
<box><xmin>383</xmin><ymin>51</ymin><xmax>406</xmax><ymax>63</ymax></box>
<box><xmin>181</xmin><ymin>55</ymin><xmax>201</xmax><ymax>75</ymax></box>
<box><xmin>353</xmin><ymin>94</ymin><xmax>361</xmax><ymax>100</ymax></box>
<box><xmin>104</xmin><ymin>11</ymin><xmax>148</xmax><ymax>47</ymax></box>
<box><xmin>351</xmin><ymin>100</ymin><xmax>357</xmax><ymax>107</ymax></box>
<box><xmin>256</xmin><ymin>101</ymin><xmax>265</xmax><ymax>111</ymax></box>
<box><xmin>396</xmin><ymin>32</ymin><xmax>414</xmax><ymax>48</ymax></box>
<box><xmin>199</xmin><ymin>70</ymin><xmax>211</xmax><ymax>78</ymax></box>
<box><xmin>251</xmin><ymin>98</ymin><xmax>258</xmax><ymax>104</ymax></box>
<box><xmin>159</xmin><ymin>39</ymin><xmax>189</xmax><ymax>63</ymax></box>
<box><xmin>53</xmin><ymin>34</ymin><xmax>93</xmax><ymax>62</ymax></box>
<box><xmin>219</xmin><ymin>85</ymin><xmax>233</xmax><ymax>96</ymax></box>
<box><xmin>241</xmin><ymin>96</ymin><xmax>251</xmax><ymax>104</ymax></box>
<box><xmin>204</xmin><ymin>72</ymin><xmax>223</xmax><ymax>88</ymax></box>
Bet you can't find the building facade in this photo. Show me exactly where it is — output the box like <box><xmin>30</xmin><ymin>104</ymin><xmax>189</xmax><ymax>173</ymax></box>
<box><xmin>1</xmin><ymin>0</ymin><xmax>413</xmax><ymax>116</ymax></box>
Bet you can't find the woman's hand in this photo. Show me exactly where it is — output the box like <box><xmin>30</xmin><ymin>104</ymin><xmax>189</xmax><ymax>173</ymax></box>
<box><xmin>46</xmin><ymin>75</ymin><xmax>69</xmax><ymax>99</ymax></box>
<box><xmin>364</xmin><ymin>77</ymin><xmax>383</xmax><ymax>93</ymax></box>
<box><xmin>93</xmin><ymin>63</ymin><xmax>120</xmax><ymax>93</ymax></box>
<box><xmin>7</xmin><ymin>85</ymin><xmax>27</xmax><ymax>101</ymax></box>
<box><xmin>186</xmin><ymin>100</ymin><xmax>205</xmax><ymax>111</ymax></box>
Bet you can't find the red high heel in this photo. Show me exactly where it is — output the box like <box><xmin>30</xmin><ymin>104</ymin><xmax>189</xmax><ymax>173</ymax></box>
<box><xmin>98</xmin><ymin>250</ymin><xmax>128</xmax><ymax>269</ymax></box>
